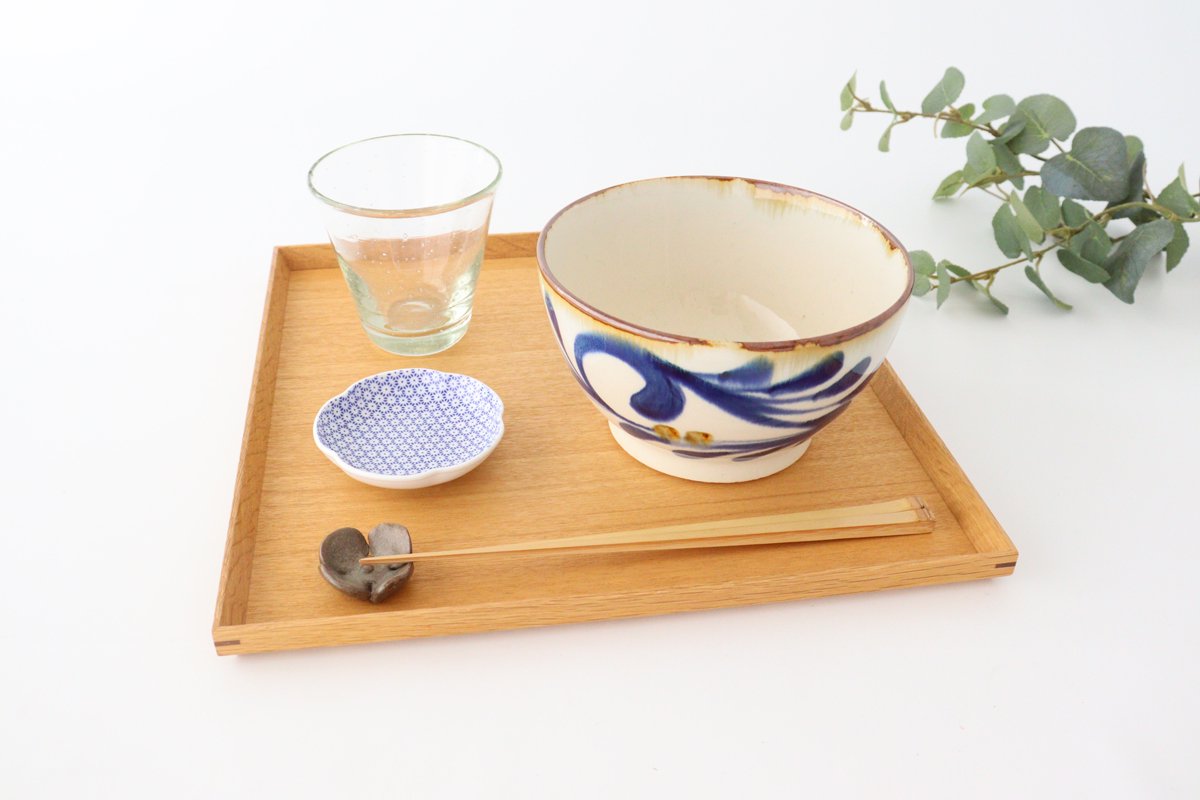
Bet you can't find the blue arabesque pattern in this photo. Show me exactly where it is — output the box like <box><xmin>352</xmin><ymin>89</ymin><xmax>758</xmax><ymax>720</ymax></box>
<box><xmin>545</xmin><ymin>295</ymin><xmax>874</xmax><ymax>461</ymax></box>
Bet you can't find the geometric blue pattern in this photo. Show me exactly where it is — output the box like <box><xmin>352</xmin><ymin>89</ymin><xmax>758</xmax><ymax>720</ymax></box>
<box><xmin>315</xmin><ymin>369</ymin><xmax>504</xmax><ymax>476</ymax></box>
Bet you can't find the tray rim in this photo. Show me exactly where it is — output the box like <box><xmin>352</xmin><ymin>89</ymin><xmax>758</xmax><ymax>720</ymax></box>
<box><xmin>213</xmin><ymin>234</ymin><xmax>1017</xmax><ymax>655</ymax></box>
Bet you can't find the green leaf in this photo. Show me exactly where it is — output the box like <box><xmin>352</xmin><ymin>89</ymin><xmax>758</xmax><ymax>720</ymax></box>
<box><xmin>1104</xmin><ymin>150</ymin><xmax>1154</xmax><ymax>223</ymax></box>
<box><xmin>962</xmin><ymin>132</ymin><xmax>997</xmax><ymax>184</ymax></box>
<box><xmin>878</xmin><ymin>120</ymin><xmax>896</xmax><ymax>152</ymax></box>
<box><xmin>912</xmin><ymin>274</ymin><xmax>932</xmax><ymax>296</ymax></box>
<box><xmin>1125</xmin><ymin>135</ymin><xmax>1144</xmax><ymax>163</ymax></box>
<box><xmin>1057</xmin><ymin>248</ymin><xmax>1110</xmax><ymax>283</ymax></box>
<box><xmin>1165</xmin><ymin>222</ymin><xmax>1189</xmax><ymax>272</ymax></box>
<box><xmin>1103</xmin><ymin>219</ymin><xmax>1176</xmax><ymax>303</ymax></box>
<box><xmin>941</xmin><ymin>121</ymin><xmax>973</xmax><ymax>138</ymax></box>
<box><xmin>921</xmin><ymin>67</ymin><xmax>965</xmax><ymax>115</ymax></box>
<box><xmin>1024</xmin><ymin>186</ymin><xmax>1062</xmax><ymax>230</ymax></box>
<box><xmin>940</xmin><ymin>103</ymin><xmax>976</xmax><ymax>138</ymax></box>
<box><xmin>1009</xmin><ymin>193</ymin><xmax>1045</xmax><ymax>243</ymax></box>
<box><xmin>1061</xmin><ymin>199</ymin><xmax>1091</xmax><ymax>228</ymax></box>
<box><xmin>992</xmin><ymin>205</ymin><xmax>1030</xmax><ymax>259</ymax></box>
<box><xmin>879</xmin><ymin>80</ymin><xmax>895</xmax><ymax>112</ymax></box>
<box><xmin>1074</xmin><ymin>222</ymin><xmax>1113</xmax><ymax>265</ymax></box>
<box><xmin>944</xmin><ymin>262</ymin><xmax>977</xmax><ymax>291</ymax></box>
<box><xmin>840</xmin><ymin>72</ymin><xmax>856</xmax><ymax>111</ymax></box>
<box><xmin>935</xmin><ymin>259</ymin><xmax>952</xmax><ymax>308</ymax></box>
<box><xmin>1007</xmin><ymin>95</ymin><xmax>1076</xmax><ymax>155</ymax></box>
<box><xmin>966</xmin><ymin>132</ymin><xmax>996</xmax><ymax>170</ymax></box>
<box><xmin>1039</xmin><ymin>127</ymin><xmax>1129</xmax><ymax>202</ymax></box>
<box><xmin>994</xmin><ymin>119</ymin><xmax>1026</xmax><ymax>145</ymax></box>
<box><xmin>1025</xmin><ymin>266</ymin><xmax>1072</xmax><ymax>309</ymax></box>
<box><xmin>992</xmin><ymin>141</ymin><xmax>1025</xmax><ymax>189</ymax></box>
<box><xmin>932</xmin><ymin>170</ymin><xmax>965</xmax><ymax>199</ymax></box>
<box><xmin>840</xmin><ymin>109</ymin><xmax>854</xmax><ymax>130</ymax></box>
<box><xmin>981</xmin><ymin>285</ymin><xmax>1010</xmax><ymax>314</ymax></box>
<box><xmin>1158</xmin><ymin>173</ymin><xmax>1200</xmax><ymax>218</ymax></box>
<box><xmin>974</xmin><ymin>94</ymin><xmax>1015</xmax><ymax>125</ymax></box>
<box><xmin>909</xmin><ymin>250</ymin><xmax>936</xmax><ymax>276</ymax></box>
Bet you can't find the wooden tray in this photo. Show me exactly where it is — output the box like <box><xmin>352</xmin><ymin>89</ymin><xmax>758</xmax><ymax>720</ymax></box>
<box><xmin>213</xmin><ymin>234</ymin><xmax>1017</xmax><ymax>655</ymax></box>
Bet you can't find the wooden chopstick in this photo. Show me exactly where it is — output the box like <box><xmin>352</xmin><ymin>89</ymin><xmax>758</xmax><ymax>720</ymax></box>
<box><xmin>358</xmin><ymin>496</ymin><xmax>934</xmax><ymax>565</ymax></box>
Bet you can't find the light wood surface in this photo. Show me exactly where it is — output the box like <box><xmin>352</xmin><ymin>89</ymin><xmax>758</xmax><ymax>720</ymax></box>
<box><xmin>358</xmin><ymin>498</ymin><xmax>934</xmax><ymax>564</ymax></box>
<box><xmin>212</xmin><ymin>233</ymin><xmax>1017</xmax><ymax>655</ymax></box>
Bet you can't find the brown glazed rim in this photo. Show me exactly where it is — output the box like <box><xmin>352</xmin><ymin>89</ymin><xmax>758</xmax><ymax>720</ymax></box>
<box><xmin>536</xmin><ymin>176</ymin><xmax>914</xmax><ymax>351</ymax></box>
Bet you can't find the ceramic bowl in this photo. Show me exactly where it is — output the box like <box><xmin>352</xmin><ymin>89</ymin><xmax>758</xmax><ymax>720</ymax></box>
<box><xmin>313</xmin><ymin>369</ymin><xmax>504</xmax><ymax>489</ymax></box>
<box><xmin>537</xmin><ymin>176</ymin><xmax>912</xmax><ymax>483</ymax></box>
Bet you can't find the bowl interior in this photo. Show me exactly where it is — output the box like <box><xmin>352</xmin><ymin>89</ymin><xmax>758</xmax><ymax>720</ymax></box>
<box><xmin>541</xmin><ymin>177</ymin><xmax>910</xmax><ymax>342</ymax></box>
<box><xmin>315</xmin><ymin>370</ymin><xmax>503</xmax><ymax>476</ymax></box>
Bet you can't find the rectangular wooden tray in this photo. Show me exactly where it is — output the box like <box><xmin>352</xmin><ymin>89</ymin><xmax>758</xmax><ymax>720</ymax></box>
<box><xmin>213</xmin><ymin>233</ymin><xmax>1017</xmax><ymax>655</ymax></box>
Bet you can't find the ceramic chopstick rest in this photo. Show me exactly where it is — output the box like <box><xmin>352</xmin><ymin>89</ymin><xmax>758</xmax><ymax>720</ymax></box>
<box><xmin>319</xmin><ymin>523</ymin><xmax>414</xmax><ymax>602</ymax></box>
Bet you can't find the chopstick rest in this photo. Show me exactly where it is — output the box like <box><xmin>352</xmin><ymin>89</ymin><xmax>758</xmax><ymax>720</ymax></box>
<box><xmin>319</xmin><ymin>523</ymin><xmax>414</xmax><ymax>603</ymax></box>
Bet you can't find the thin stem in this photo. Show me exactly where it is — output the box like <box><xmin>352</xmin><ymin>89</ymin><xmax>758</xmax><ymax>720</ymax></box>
<box><xmin>945</xmin><ymin>241</ymin><xmax>1061</xmax><ymax>284</ymax></box>
<box><xmin>850</xmin><ymin>94</ymin><xmax>1001</xmax><ymax>135</ymax></box>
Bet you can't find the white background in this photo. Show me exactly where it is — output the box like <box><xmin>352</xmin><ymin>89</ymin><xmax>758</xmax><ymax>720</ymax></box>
<box><xmin>4</xmin><ymin>1</ymin><xmax>1198</xmax><ymax>796</ymax></box>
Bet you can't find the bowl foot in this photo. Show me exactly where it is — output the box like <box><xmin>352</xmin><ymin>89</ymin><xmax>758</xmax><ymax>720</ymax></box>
<box><xmin>607</xmin><ymin>423</ymin><xmax>811</xmax><ymax>483</ymax></box>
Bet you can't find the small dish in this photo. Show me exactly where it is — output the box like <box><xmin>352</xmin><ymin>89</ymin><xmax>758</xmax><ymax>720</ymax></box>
<box><xmin>313</xmin><ymin>369</ymin><xmax>504</xmax><ymax>489</ymax></box>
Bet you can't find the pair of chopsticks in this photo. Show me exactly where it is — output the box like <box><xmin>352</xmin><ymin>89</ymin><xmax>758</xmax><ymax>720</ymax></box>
<box><xmin>359</xmin><ymin>496</ymin><xmax>933</xmax><ymax>566</ymax></box>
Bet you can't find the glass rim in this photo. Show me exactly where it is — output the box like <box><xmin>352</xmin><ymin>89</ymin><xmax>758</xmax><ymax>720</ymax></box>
<box><xmin>307</xmin><ymin>133</ymin><xmax>503</xmax><ymax>219</ymax></box>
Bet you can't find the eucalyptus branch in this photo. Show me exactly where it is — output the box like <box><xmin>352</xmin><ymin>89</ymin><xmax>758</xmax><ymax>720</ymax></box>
<box><xmin>838</xmin><ymin>68</ymin><xmax>1198</xmax><ymax>312</ymax></box>
<box><xmin>849</xmin><ymin>92</ymin><xmax>1001</xmax><ymax>136</ymax></box>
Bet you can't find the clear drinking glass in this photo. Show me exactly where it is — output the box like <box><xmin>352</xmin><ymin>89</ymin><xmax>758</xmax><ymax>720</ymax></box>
<box><xmin>308</xmin><ymin>134</ymin><xmax>502</xmax><ymax>355</ymax></box>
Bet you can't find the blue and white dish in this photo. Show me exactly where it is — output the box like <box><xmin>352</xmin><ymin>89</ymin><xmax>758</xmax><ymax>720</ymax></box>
<box><xmin>313</xmin><ymin>369</ymin><xmax>504</xmax><ymax>489</ymax></box>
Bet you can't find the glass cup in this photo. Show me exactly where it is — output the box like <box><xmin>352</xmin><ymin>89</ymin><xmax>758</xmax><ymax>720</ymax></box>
<box><xmin>308</xmin><ymin>134</ymin><xmax>502</xmax><ymax>355</ymax></box>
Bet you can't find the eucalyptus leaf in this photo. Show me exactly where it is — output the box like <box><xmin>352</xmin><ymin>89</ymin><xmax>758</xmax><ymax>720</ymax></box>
<box><xmin>1103</xmin><ymin>219</ymin><xmax>1176</xmax><ymax>303</ymax></box>
<box><xmin>909</xmin><ymin>249</ymin><xmax>936</xmax><ymax>276</ymax></box>
<box><xmin>1039</xmin><ymin>127</ymin><xmax>1129</xmax><ymax>202</ymax></box>
<box><xmin>962</xmin><ymin>132</ymin><xmax>997</xmax><ymax>185</ymax></box>
<box><xmin>933</xmin><ymin>170</ymin><xmax>965</xmax><ymax>199</ymax></box>
<box><xmin>935</xmin><ymin>259</ymin><xmax>952</xmax><ymax>307</ymax></box>
<box><xmin>922</xmin><ymin>67</ymin><xmax>965</xmax><ymax>115</ymax></box>
<box><xmin>1009</xmin><ymin>193</ymin><xmax>1045</xmax><ymax>243</ymax></box>
<box><xmin>1104</xmin><ymin>150</ymin><xmax>1154</xmax><ymax>223</ymax></box>
<box><xmin>912</xmin><ymin>274</ymin><xmax>932</xmax><ymax>296</ymax></box>
<box><xmin>994</xmin><ymin>119</ymin><xmax>1026</xmax><ymax>145</ymax></box>
<box><xmin>1158</xmin><ymin>174</ymin><xmax>1200</xmax><ymax>218</ymax></box>
<box><xmin>974</xmin><ymin>94</ymin><xmax>1015</xmax><ymax>125</ymax></box>
<box><xmin>944</xmin><ymin>262</ymin><xmax>977</xmax><ymax>291</ymax></box>
<box><xmin>1025</xmin><ymin>266</ymin><xmax>1072</xmax><ymax>309</ymax></box>
<box><xmin>1075</xmin><ymin>222</ymin><xmax>1113</xmax><ymax>265</ymax></box>
<box><xmin>940</xmin><ymin>103</ymin><xmax>975</xmax><ymax>138</ymax></box>
<box><xmin>1125</xmin><ymin>135</ymin><xmax>1144</xmax><ymax>161</ymax></box>
<box><xmin>992</xmin><ymin>205</ymin><xmax>1029</xmax><ymax>259</ymax></box>
<box><xmin>840</xmin><ymin>72</ymin><xmax>856</xmax><ymax>111</ymax></box>
<box><xmin>1061</xmin><ymin>198</ymin><xmax>1091</xmax><ymax>228</ymax></box>
<box><xmin>879</xmin><ymin>80</ymin><xmax>895</xmax><ymax>112</ymax></box>
<box><xmin>1024</xmin><ymin>186</ymin><xmax>1062</xmax><ymax>230</ymax></box>
<box><xmin>878</xmin><ymin>121</ymin><xmax>896</xmax><ymax>152</ymax></box>
<box><xmin>1057</xmin><ymin>248</ymin><xmax>1110</xmax><ymax>283</ymax></box>
<box><xmin>1165</xmin><ymin>223</ymin><xmax>1189</xmax><ymax>272</ymax></box>
<box><xmin>992</xmin><ymin>141</ymin><xmax>1025</xmax><ymax>189</ymax></box>
<box><xmin>941</xmin><ymin>121</ymin><xmax>973</xmax><ymax>138</ymax></box>
<box><xmin>981</xmin><ymin>285</ymin><xmax>1010</xmax><ymax>314</ymax></box>
<box><xmin>840</xmin><ymin>109</ymin><xmax>854</xmax><ymax>130</ymax></box>
<box><xmin>1007</xmin><ymin>95</ymin><xmax>1076</xmax><ymax>155</ymax></box>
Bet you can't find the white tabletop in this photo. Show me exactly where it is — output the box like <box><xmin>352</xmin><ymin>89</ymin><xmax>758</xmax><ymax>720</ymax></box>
<box><xmin>5</xmin><ymin>1</ymin><xmax>1198</xmax><ymax>796</ymax></box>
